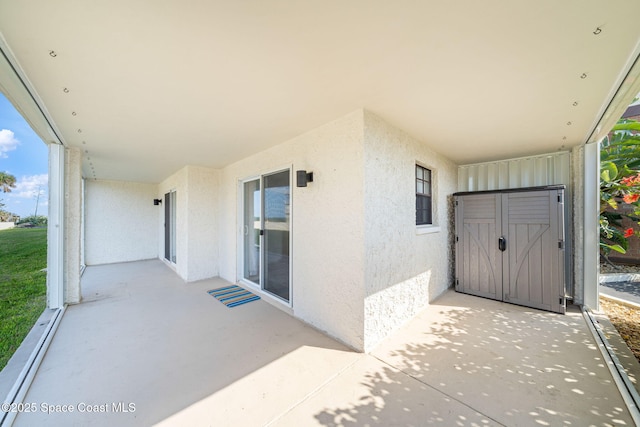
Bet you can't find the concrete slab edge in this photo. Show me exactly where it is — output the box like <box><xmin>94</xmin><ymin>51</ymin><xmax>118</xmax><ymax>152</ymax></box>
<box><xmin>0</xmin><ymin>306</ymin><xmax>66</xmax><ymax>427</ymax></box>
<box><xmin>601</xmin><ymin>293</ymin><xmax>640</xmax><ymax>310</ymax></box>
<box><xmin>600</xmin><ymin>273</ymin><xmax>640</xmax><ymax>284</ymax></box>
<box><xmin>592</xmin><ymin>310</ymin><xmax>640</xmax><ymax>396</ymax></box>
<box><xmin>582</xmin><ymin>307</ymin><xmax>640</xmax><ymax>424</ymax></box>
<box><xmin>0</xmin><ymin>309</ymin><xmax>56</xmax><ymax>400</ymax></box>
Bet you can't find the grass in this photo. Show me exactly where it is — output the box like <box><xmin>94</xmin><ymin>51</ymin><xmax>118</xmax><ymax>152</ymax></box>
<box><xmin>0</xmin><ymin>227</ymin><xmax>47</xmax><ymax>370</ymax></box>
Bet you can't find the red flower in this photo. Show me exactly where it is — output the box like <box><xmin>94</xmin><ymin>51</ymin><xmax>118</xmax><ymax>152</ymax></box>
<box><xmin>625</xmin><ymin>228</ymin><xmax>634</xmax><ymax>238</ymax></box>
<box><xmin>623</xmin><ymin>193</ymin><xmax>640</xmax><ymax>204</ymax></box>
<box><xmin>621</xmin><ymin>174</ymin><xmax>640</xmax><ymax>186</ymax></box>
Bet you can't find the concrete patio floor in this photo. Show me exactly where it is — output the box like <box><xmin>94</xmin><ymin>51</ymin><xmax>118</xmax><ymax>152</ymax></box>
<box><xmin>11</xmin><ymin>260</ymin><xmax>635</xmax><ymax>426</ymax></box>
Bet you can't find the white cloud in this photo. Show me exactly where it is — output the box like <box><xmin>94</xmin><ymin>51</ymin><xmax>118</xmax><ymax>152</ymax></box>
<box><xmin>10</xmin><ymin>174</ymin><xmax>48</xmax><ymax>199</ymax></box>
<box><xmin>0</xmin><ymin>129</ymin><xmax>20</xmax><ymax>158</ymax></box>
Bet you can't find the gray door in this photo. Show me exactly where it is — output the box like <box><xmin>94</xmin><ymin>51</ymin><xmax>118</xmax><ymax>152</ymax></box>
<box><xmin>502</xmin><ymin>190</ymin><xmax>565</xmax><ymax>313</ymax></box>
<box><xmin>455</xmin><ymin>187</ymin><xmax>566</xmax><ymax>314</ymax></box>
<box><xmin>454</xmin><ymin>193</ymin><xmax>502</xmax><ymax>300</ymax></box>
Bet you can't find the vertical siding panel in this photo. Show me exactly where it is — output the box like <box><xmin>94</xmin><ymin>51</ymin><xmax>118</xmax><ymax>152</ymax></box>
<box><xmin>458</xmin><ymin>167</ymin><xmax>467</xmax><ymax>192</ymax></box>
<box><xmin>458</xmin><ymin>151</ymin><xmax>571</xmax><ymax>192</ymax></box>
<box><xmin>499</xmin><ymin>162</ymin><xmax>509</xmax><ymax>188</ymax></box>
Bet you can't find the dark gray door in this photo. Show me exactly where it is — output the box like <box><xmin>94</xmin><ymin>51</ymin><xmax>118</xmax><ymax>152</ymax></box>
<box><xmin>455</xmin><ymin>188</ymin><xmax>565</xmax><ymax>314</ymax></box>
<box><xmin>164</xmin><ymin>192</ymin><xmax>170</xmax><ymax>261</ymax></box>
<box><xmin>164</xmin><ymin>190</ymin><xmax>176</xmax><ymax>263</ymax></box>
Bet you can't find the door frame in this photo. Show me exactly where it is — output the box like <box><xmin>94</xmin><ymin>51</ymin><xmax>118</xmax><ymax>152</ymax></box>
<box><xmin>238</xmin><ymin>165</ymin><xmax>293</xmax><ymax>308</ymax></box>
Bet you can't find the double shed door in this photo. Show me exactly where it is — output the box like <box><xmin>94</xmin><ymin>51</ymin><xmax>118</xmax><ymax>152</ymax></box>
<box><xmin>454</xmin><ymin>187</ymin><xmax>566</xmax><ymax>314</ymax></box>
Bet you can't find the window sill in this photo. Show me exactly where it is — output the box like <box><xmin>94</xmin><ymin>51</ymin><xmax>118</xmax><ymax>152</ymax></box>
<box><xmin>416</xmin><ymin>225</ymin><xmax>441</xmax><ymax>235</ymax></box>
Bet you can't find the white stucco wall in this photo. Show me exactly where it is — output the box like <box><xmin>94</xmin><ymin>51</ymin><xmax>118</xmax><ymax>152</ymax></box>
<box><xmin>158</xmin><ymin>165</ymin><xmax>219</xmax><ymax>282</ymax></box>
<box><xmin>0</xmin><ymin>222</ymin><xmax>14</xmax><ymax>230</ymax></box>
<box><xmin>185</xmin><ymin>166</ymin><xmax>220</xmax><ymax>281</ymax></box>
<box><xmin>362</xmin><ymin>111</ymin><xmax>458</xmax><ymax>351</ymax></box>
<box><xmin>64</xmin><ymin>147</ymin><xmax>83</xmax><ymax>303</ymax></box>
<box><xmin>218</xmin><ymin>110</ymin><xmax>367</xmax><ymax>350</ymax></box>
<box><xmin>572</xmin><ymin>144</ymin><xmax>585</xmax><ymax>305</ymax></box>
<box><xmin>85</xmin><ymin>180</ymin><xmax>158</xmax><ymax>265</ymax></box>
<box><xmin>159</xmin><ymin>167</ymin><xmax>189</xmax><ymax>279</ymax></box>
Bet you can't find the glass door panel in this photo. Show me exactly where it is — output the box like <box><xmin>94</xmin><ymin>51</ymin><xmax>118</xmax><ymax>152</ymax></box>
<box><xmin>243</xmin><ymin>180</ymin><xmax>261</xmax><ymax>284</ymax></box>
<box><xmin>164</xmin><ymin>190</ymin><xmax>176</xmax><ymax>263</ymax></box>
<box><xmin>263</xmin><ymin>170</ymin><xmax>290</xmax><ymax>301</ymax></box>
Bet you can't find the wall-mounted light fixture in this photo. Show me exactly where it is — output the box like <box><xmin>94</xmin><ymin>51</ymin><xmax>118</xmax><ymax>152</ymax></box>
<box><xmin>153</xmin><ymin>198</ymin><xmax>162</xmax><ymax>205</ymax></box>
<box><xmin>296</xmin><ymin>170</ymin><xmax>314</xmax><ymax>187</ymax></box>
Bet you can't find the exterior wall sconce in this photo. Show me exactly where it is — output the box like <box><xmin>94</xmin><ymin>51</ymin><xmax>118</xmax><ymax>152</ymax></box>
<box><xmin>153</xmin><ymin>198</ymin><xmax>162</xmax><ymax>205</ymax></box>
<box><xmin>296</xmin><ymin>170</ymin><xmax>314</xmax><ymax>187</ymax></box>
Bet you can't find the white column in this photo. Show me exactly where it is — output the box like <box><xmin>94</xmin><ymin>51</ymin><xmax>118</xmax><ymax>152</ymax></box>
<box><xmin>64</xmin><ymin>147</ymin><xmax>83</xmax><ymax>303</ymax></box>
<box><xmin>583</xmin><ymin>141</ymin><xmax>600</xmax><ymax>310</ymax></box>
<box><xmin>47</xmin><ymin>144</ymin><xmax>65</xmax><ymax>309</ymax></box>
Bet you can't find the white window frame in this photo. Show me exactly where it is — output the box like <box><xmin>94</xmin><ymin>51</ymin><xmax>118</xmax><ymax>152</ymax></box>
<box><xmin>416</xmin><ymin>162</ymin><xmax>441</xmax><ymax>235</ymax></box>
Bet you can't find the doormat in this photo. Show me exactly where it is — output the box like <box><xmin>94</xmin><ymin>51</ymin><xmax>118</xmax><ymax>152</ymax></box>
<box><xmin>208</xmin><ymin>285</ymin><xmax>261</xmax><ymax>308</ymax></box>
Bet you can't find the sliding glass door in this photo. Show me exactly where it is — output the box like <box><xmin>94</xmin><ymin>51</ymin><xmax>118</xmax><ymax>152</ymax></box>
<box><xmin>164</xmin><ymin>190</ymin><xmax>176</xmax><ymax>263</ymax></box>
<box><xmin>243</xmin><ymin>180</ymin><xmax>261</xmax><ymax>285</ymax></box>
<box><xmin>242</xmin><ymin>169</ymin><xmax>290</xmax><ymax>302</ymax></box>
<box><xmin>263</xmin><ymin>170</ymin><xmax>290</xmax><ymax>301</ymax></box>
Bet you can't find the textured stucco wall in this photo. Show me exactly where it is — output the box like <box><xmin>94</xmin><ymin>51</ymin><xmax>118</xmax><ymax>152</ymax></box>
<box><xmin>158</xmin><ymin>165</ymin><xmax>220</xmax><ymax>282</ymax></box>
<box><xmin>362</xmin><ymin>111</ymin><xmax>458</xmax><ymax>351</ymax></box>
<box><xmin>64</xmin><ymin>147</ymin><xmax>83</xmax><ymax>303</ymax></box>
<box><xmin>185</xmin><ymin>166</ymin><xmax>220</xmax><ymax>282</ymax></box>
<box><xmin>218</xmin><ymin>110</ymin><xmax>367</xmax><ymax>350</ymax></box>
<box><xmin>572</xmin><ymin>144</ymin><xmax>585</xmax><ymax>305</ymax></box>
<box><xmin>159</xmin><ymin>167</ymin><xmax>188</xmax><ymax>279</ymax></box>
<box><xmin>85</xmin><ymin>180</ymin><xmax>158</xmax><ymax>265</ymax></box>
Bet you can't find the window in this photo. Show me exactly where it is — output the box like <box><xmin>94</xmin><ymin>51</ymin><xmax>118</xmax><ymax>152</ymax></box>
<box><xmin>416</xmin><ymin>164</ymin><xmax>432</xmax><ymax>225</ymax></box>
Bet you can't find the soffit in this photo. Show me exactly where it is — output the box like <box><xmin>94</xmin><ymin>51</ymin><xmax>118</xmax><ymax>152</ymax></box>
<box><xmin>0</xmin><ymin>1</ymin><xmax>639</xmax><ymax>182</ymax></box>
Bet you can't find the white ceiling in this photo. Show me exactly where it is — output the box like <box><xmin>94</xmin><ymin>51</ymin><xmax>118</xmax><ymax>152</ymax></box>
<box><xmin>1</xmin><ymin>1</ymin><xmax>640</xmax><ymax>183</ymax></box>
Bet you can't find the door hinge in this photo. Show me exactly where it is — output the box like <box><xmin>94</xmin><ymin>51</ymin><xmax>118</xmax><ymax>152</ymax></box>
<box><xmin>558</xmin><ymin>240</ymin><xmax>564</xmax><ymax>249</ymax></box>
<box><xmin>455</xmin><ymin>279</ymin><xmax>459</xmax><ymax>288</ymax></box>
<box><xmin>455</xmin><ymin>235</ymin><xmax>459</xmax><ymax>242</ymax></box>
<box><xmin>455</xmin><ymin>200</ymin><xmax>458</xmax><ymax>206</ymax></box>
<box><xmin>558</xmin><ymin>194</ymin><xmax>563</xmax><ymax>203</ymax></box>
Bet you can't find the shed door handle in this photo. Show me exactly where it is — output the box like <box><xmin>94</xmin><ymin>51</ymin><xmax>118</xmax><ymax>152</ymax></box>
<box><xmin>498</xmin><ymin>237</ymin><xmax>506</xmax><ymax>252</ymax></box>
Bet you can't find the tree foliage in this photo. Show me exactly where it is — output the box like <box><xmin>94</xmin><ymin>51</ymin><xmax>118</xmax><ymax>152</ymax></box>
<box><xmin>600</xmin><ymin>119</ymin><xmax>640</xmax><ymax>255</ymax></box>
<box><xmin>16</xmin><ymin>215</ymin><xmax>47</xmax><ymax>227</ymax></box>
<box><xmin>0</xmin><ymin>199</ymin><xmax>18</xmax><ymax>222</ymax></box>
<box><xmin>0</xmin><ymin>171</ymin><xmax>16</xmax><ymax>193</ymax></box>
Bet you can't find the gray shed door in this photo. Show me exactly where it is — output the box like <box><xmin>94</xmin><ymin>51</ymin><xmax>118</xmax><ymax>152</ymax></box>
<box><xmin>455</xmin><ymin>188</ymin><xmax>565</xmax><ymax>314</ymax></box>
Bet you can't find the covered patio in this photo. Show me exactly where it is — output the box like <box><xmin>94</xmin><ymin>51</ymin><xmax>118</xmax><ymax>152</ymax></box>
<box><xmin>11</xmin><ymin>260</ymin><xmax>635</xmax><ymax>426</ymax></box>
<box><xmin>3</xmin><ymin>2</ymin><xmax>640</xmax><ymax>425</ymax></box>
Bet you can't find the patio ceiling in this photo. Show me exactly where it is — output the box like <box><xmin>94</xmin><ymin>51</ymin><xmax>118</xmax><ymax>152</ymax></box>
<box><xmin>1</xmin><ymin>1</ymin><xmax>640</xmax><ymax>183</ymax></box>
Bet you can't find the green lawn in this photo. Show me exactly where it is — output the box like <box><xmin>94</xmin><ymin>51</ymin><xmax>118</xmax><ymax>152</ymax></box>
<box><xmin>0</xmin><ymin>227</ymin><xmax>47</xmax><ymax>370</ymax></box>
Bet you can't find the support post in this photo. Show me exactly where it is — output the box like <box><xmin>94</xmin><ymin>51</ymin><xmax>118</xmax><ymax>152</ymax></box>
<box><xmin>583</xmin><ymin>141</ymin><xmax>600</xmax><ymax>311</ymax></box>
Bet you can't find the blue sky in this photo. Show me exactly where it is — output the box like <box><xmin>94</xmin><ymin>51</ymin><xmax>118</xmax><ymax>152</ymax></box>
<box><xmin>0</xmin><ymin>93</ymin><xmax>48</xmax><ymax>218</ymax></box>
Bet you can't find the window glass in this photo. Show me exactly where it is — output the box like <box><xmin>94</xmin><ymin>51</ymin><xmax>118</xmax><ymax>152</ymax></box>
<box><xmin>416</xmin><ymin>165</ymin><xmax>432</xmax><ymax>225</ymax></box>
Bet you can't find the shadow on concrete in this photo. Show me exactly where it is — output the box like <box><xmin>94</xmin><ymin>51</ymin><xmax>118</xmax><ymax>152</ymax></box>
<box><xmin>313</xmin><ymin>292</ymin><xmax>633</xmax><ymax>426</ymax></box>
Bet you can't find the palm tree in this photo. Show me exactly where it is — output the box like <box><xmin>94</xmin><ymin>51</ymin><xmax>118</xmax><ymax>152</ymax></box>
<box><xmin>0</xmin><ymin>171</ymin><xmax>16</xmax><ymax>193</ymax></box>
